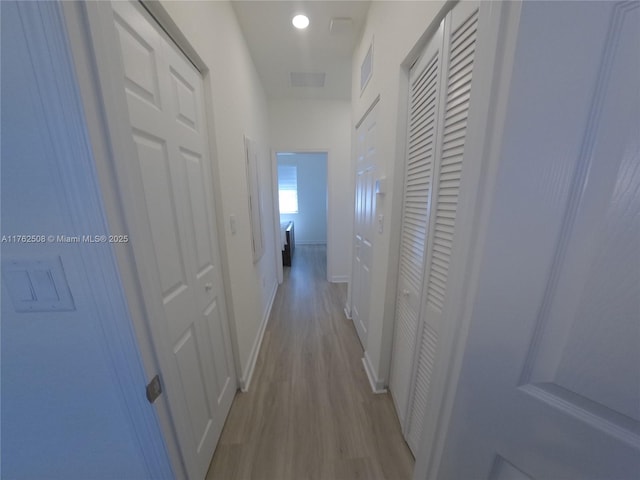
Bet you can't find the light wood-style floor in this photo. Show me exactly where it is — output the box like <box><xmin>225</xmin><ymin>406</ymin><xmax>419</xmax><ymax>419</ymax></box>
<box><xmin>207</xmin><ymin>245</ymin><xmax>414</xmax><ymax>480</ymax></box>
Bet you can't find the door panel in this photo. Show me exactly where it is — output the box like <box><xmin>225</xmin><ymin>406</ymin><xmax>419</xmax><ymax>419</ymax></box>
<box><xmin>173</xmin><ymin>326</ymin><xmax>215</xmax><ymax>451</ymax></box>
<box><xmin>206</xmin><ymin>299</ymin><xmax>232</xmax><ymax>404</ymax></box>
<box><xmin>439</xmin><ymin>2</ymin><xmax>640</xmax><ymax>478</ymax></box>
<box><xmin>111</xmin><ymin>2</ymin><xmax>235</xmax><ymax>478</ymax></box>
<box><xmin>114</xmin><ymin>16</ymin><xmax>161</xmax><ymax>108</ymax></box>
<box><xmin>131</xmin><ymin>132</ymin><xmax>188</xmax><ymax>297</ymax></box>
<box><xmin>390</xmin><ymin>21</ymin><xmax>443</xmax><ymax>432</ymax></box>
<box><xmin>184</xmin><ymin>151</ymin><xmax>214</xmax><ymax>278</ymax></box>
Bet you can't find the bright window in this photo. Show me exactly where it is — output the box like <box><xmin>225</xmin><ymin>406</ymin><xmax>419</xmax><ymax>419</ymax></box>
<box><xmin>278</xmin><ymin>164</ymin><xmax>298</xmax><ymax>214</ymax></box>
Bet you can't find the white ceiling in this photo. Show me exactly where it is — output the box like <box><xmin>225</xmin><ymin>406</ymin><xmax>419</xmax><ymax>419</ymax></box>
<box><xmin>232</xmin><ymin>1</ymin><xmax>371</xmax><ymax>100</ymax></box>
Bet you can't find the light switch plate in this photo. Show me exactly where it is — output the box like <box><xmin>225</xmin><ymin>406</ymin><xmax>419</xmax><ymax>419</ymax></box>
<box><xmin>2</xmin><ymin>256</ymin><xmax>75</xmax><ymax>312</ymax></box>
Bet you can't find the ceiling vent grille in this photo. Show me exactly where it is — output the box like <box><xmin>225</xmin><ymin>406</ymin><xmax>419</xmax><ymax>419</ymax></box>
<box><xmin>329</xmin><ymin>17</ymin><xmax>353</xmax><ymax>34</ymax></box>
<box><xmin>290</xmin><ymin>72</ymin><xmax>326</xmax><ymax>88</ymax></box>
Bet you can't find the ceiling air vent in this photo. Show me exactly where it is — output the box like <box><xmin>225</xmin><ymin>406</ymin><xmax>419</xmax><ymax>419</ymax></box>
<box><xmin>290</xmin><ymin>72</ymin><xmax>326</xmax><ymax>88</ymax></box>
<box><xmin>329</xmin><ymin>17</ymin><xmax>353</xmax><ymax>34</ymax></box>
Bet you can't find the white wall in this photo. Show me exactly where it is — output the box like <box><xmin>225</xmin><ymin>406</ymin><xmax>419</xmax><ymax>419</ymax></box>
<box><xmin>279</xmin><ymin>153</ymin><xmax>328</xmax><ymax>245</ymax></box>
<box><xmin>159</xmin><ymin>1</ymin><xmax>279</xmax><ymax>387</ymax></box>
<box><xmin>269</xmin><ymin>99</ymin><xmax>352</xmax><ymax>282</ymax></box>
<box><xmin>1</xmin><ymin>2</ymin><xmax>159</xmax><ymax>477</ymax></box>
<box><xmin>350</xmin><ymin>1</ymin><xmax>445</xmax><ymax>384</ymax></box>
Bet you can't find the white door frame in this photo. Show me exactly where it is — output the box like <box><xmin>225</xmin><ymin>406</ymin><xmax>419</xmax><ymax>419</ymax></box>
<box><xmin>411</xmin><ymin>1</ymin><xmax>522</xmax><ymax>478</ymax></box>
<box><xmin>270</xmin><ymin>149</ymin><xmax>285</xmax><ymax>284</ymax></box>
<box><xmin>271</xmin><ymin>148</ymin><xmax>332</xmax><ymax>282</ymax></box>
<box><xmin>62</xmin><ymin>1</ymin><xmax>240</xmax><ymax>478</ymax></box>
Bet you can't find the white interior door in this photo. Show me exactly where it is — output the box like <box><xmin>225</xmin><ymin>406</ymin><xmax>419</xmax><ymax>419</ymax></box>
<box><xmin>351</xmin><ymin>102</ymin><xmax>378</xmax><ymax>348</ymax></box>
<box><xmin>389</xmin><ymin>21</ymin><xmax>444</xmax><ymax>431</ymax></box>
<box><xmin>437</xmin><ymin>2</ymin><xmax>640</xmax><ymax>478</ymax></box>
<box><xmin>109</xmin><ymin>2</ymin><xmax>235</xmax><ymax>478</ymax></box>
<box><xmin>405</xmin><ymin>1</ymin><xmax>480</xmax><ymax>455</ymax></box>
<box><xmin>389</xmin><ymin>1</ymin><xmax>480</xmax><ymax>454</ymax></box>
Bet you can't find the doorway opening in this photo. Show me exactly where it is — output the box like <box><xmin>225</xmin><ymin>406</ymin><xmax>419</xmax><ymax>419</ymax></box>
<box><xmin>274</xmin><ymin>151</ymin><xmax>328</xmax><ymax>280</ymax></box>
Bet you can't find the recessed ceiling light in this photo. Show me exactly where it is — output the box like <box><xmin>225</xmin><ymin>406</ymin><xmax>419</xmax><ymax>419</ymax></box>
<box><xmin>292</xmin><ymin>14</ymin><xmax>309</xmax><ymax>29</ymax></box>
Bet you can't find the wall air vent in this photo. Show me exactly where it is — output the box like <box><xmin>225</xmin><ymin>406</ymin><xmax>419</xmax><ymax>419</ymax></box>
<box><xmin>290</xmin><ymin>72</ymin><xmax>326</xmax><ymax>88</ymax></box>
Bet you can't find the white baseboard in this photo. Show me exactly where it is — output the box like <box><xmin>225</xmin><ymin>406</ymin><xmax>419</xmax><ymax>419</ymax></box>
<box><xmin>239</xmin><ymin>281</ymin><xmax>278</xmax><ymax>392</ymax></box>
<box><xmin>330</xmin><ymin>275</ymin><xmax>349</xmax><ymax>283</ymax></box>
<box><xmin>362</xmin><ymin>352</ymin><xmax>387</xmax><ymax>394</ymax></box>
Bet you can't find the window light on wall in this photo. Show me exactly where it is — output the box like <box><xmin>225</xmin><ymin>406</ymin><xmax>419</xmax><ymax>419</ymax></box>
<box><xmin>278</xmin><ymin>164</ymin><xmax>298</xmax><ymax>214</ymax></box>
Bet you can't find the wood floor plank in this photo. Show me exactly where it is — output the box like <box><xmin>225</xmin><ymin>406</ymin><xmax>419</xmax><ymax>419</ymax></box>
<box><xmin>207</xmin><ymin>245</ymin><xmax>414</xmax><ymax>480</ymax></box>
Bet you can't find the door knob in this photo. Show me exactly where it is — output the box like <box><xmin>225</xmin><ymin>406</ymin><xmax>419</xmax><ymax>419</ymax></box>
<box><xmin>403</xmin><ymin>289</ymin><xmax>410</xmax><ymax>297</ymax></box>
<box><xmin>205</xmin><ymin>283</ymin><xmax>213</xmax><ymax>291</ymax></box>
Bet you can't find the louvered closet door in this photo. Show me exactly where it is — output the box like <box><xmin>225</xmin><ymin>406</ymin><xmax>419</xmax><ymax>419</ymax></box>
<box><xmin>389</xmin><ymin>21</ymin><xmax>444</xmax><ymax>429</ymax></box>
<box><xmin>405</xmin><ymin>1</ymin><xmax>480</xmax><ymax>453</ymax></box>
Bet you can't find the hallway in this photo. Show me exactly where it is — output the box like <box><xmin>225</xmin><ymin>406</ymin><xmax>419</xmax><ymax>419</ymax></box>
<box><xmin>207</xmin><ymin>245</ymin><xmax>413</xmax><ymax>479</ymax></box>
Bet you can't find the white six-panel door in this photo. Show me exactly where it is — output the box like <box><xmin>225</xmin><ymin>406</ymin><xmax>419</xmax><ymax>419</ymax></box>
<box><xmin>352</xmin><ymin>102</ymin><xmax>378</xmax><ymax>348</ymax></box>
<box><xmin>110</xmin><ymin>2</ymin><xmax>235</xmax><ymax>478</ymax></box>
<box><xmin>437</xmin><ymin>1</ymin><xmax>640</xmax><ymax>478</ymax></box>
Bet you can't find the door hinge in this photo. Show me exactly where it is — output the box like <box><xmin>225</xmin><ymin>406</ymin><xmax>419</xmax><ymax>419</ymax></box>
<box><xmin>146</xmin><ymin>374</ymin><xmax>162</xmax><ymax>404</ymax></box>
